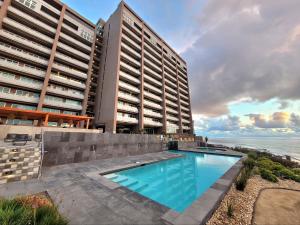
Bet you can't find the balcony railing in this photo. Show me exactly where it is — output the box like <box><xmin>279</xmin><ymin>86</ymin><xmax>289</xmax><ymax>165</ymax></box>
<box><xmin>144</xmin><ymin>49</ymin><xmax>162</xmax><ymax>66</ymax></box>
<box><xmin>57</xmin><ymin>42</ymin><xmax>90</xmax><ymax>61</ymax></box>
<box><xmin>0</xmin><ymin>57</ymin><xmax>46</xmax><ymax>78</ymax></box>
<box><xmin>182</xmin><ymin>125</ymin><xmax>190</xmax><ymax>130</ymax></box>
<box><xmin>0</xmin><ymin>43</ymin><xmax>48</xmax><ymax>66</ymax></box>
<box><xmin>118</xmin><ymin>92</ymin><xmax>140</xmax><ymax>103</ymax></box>
<box><xmin>181</xmin><ymin>105</ymin><xmax>190</xmax><ymax>112</ymax></box>
<box><xmin>49</xmin><ymin>74</ymin><xmax>86</xmax><ymax>90</ymax></box>
<box><xmin>0</xmin><ymin>30</ymin><xmax>51</xmax><ymax>55</ymax></box>
<box><xmin>117</xmin><ymin>115</ymin><xmax>138</xmax><ymax>124</ymax></box>
<box><xmin>119</xmin><ymin>80</ymin><xmax>140</xmax><ymax>93</ymax></box>
<box><xmin>144</xmin><ymin>65</ymin><xmax>162</xmax><ymax>80</ymax></box>
<box><xmin>165</xmin><ymin>92</ymin><xmax>177</xmax><ymax>101</ymax></box>
<box><xmin>0</xmin><ymin>92</ymin><xmax>39</xmax><ymax>104</ymax></box>
<box><xmin>144</xmin><ymin>118</ymin><xmax>162</xmax><ymax>127</ymax></box>
<box><xmin>167</xmin><ymin>115</ymin><xmax>179</xmax><ymax>122</ymax></box>
<box><xmin>121</xmin><ymin>42</ymin><xmax>141</xmax><ymax>59</ymax></box>
<box><xmin>181</xmin><ymin>112</ymin><xmax>190</xmax><ymax>118</ymax></box>
<box><xmin>117</xmin><ymin>103</ymin><xmax>139</xmax><ymax>113</ymax></box>
<box><xmin>119</xmin><ymin>70</ymin><xmax>140</xmax><ymax>84</ymax></box>
<box><xmin>164</xmin><ymin>78</ymin><xmax>177</xmax><ymax>89</ymax></box>
<box><xmin>144</xmin><ymin>42</ymin><xmax>162</xmax><ymax>61</ymax></box>
<box><xmin>182</xmin><ymin>118</ymin><xmax>190</xmax><ymax>124</ymax></box>
<box><xmin>60</xmin><ymin>32</ymin><xmax>91</xmax><ymax>53</ymax></box>
<box><xmin>144</xmin><ymin>99</ymin><xmax>162</xmax><ymax>110</ymax></box>
<box><xmin>47</xmin><ymin>86</ymin><xmax>84</xmax><ymax>100</ymax></box>
<box><xmin>55</xmin><ymin>52</ymin><xmax>89</xmax><ymax>70</ymax></box>
<box><xmin>166</xmin><ymin>107</ymin><xmax>178</xmax><ymax>114</ymax></box>
<box><xmin>166</xmin><ymin>99</ymin><xmax>178</xmax><ymax>108</ymax></box>
<box><xmin>165</xmin><ymin>85</ymin><xmax>177</xmax><ymax>95</ymax></box>
<box><xmin>3</xmin><ymin>18</ymin><xmax>53</xmax><ymax>43</ymax></box>
<box><xmin>122</xmin><ymin>25</ymin><xmax>141</xmax><ymax>43</ymax></box>
<box><xmin>52</xmin><ymin>63</ymin><xmax>87</xmax><ymax>80</ymax></box>
<box><xmin>144</xmin><ymin>91</ymin><xmax>162</xmax><ymax>102</ymax></box>
<box><xmin>144</xmin><ymin>74</ymin><xmax>162</xmax><ymax>87</ymax></box>
<box><xmin>144</xmin><ymin>109</ymin><xmax>163</xmax><ymax>118</ymax></box>
<box><xmin>122</xmin><ymin>34</ymin><xmax>141</xmax><ymax>51</ymax></box>
<box><xmin>144</xmin><ymin>57</ymin><xmax>162</xmax><ymax>73</ymax></box>
<box><xmin>44</xmin><ymin>99</ymin><xmax>82</xmax><ymax>110</ymax></box>
<box><xmin>0</xmin><ymin>75</ymin><xmax>42</xmax><ymax>90</ymax></box>
<box><xmin>120</xmin><ymin>51</ymin><xmax>141</xmax><ymax>67</ymax></box>
<box><xmin>144</xmin><ymin>82</ymin><xmax>162</xmax><ymax>95</ymax></box>
<box><xmin>120</xmin><ymin>61</ymin><xmax>141</xmax><ymax>76</ymax></box>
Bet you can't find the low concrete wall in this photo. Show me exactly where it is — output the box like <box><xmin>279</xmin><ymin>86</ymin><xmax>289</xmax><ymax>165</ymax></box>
<box><xmin>0</xmin><ymin>125</ymin><xmax>100</xmax><ymax>139</ymax></box>
<box><xmin>178</xmin><ymin>141</ymin><xmax>199</xmax><ymax>149</ymax></box>
<box><xmin>43</xmin><ymin>132</ymin><xmax>164</xmax><ymax>166</ymax></box>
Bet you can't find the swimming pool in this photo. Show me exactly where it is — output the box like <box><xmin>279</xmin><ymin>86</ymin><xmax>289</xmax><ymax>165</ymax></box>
<box><xmin>104</xmin><ymin>150</ymin><xmax>240</xmax><ymax>212</ymax></box>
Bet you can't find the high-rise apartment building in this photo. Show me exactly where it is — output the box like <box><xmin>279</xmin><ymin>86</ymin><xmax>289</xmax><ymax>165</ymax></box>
<box><xmin>0</xmin><ymin>0</ymin><xmax>193</xmax><ymax>134</ymax></box>
<box><xmin>94</xmin><ymin>2</ymin><xmax>193</xmax><ymax>134</ymax></box>
<box><xmin>0</xmin><ymin>0</ymin><xmax>97</xmax><ymax>124</ymax></box>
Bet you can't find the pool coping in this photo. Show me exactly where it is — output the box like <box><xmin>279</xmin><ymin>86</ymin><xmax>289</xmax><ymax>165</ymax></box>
<box><xmin>94</xmin><ymin>149</ymin><xmax>245</xmax><ymax>225</ymax></box>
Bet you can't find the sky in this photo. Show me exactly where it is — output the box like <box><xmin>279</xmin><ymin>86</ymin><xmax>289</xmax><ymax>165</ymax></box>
<box><xmin>62</xmin><ymin>0</ymin><xmax>300</xmax><ymax>138</ymax></box>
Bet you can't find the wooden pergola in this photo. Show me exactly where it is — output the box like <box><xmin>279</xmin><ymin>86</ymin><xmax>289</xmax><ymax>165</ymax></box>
<box><xmin>0</xmin><ymin>107</ymin><xmax>93</xmax><ymax>129</ymax></box>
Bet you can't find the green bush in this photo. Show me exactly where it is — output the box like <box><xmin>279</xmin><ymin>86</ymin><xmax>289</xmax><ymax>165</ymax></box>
<box><xmin>243</xmin><ymin>158</ymin><xmax>256</xmax><ymax>170</ymax></box>
<box><xmin>292</xmin><ymin>168</ymin><xmax>300</xmax><ymax>175</ymax></box>
<box><xmin>0</xmin><ymin>198</ymin><xmax>68</xmax><ymax>225</ymax></box>
<box><xmin>226</xmin><ymin>201</ymin><xmax>234</xmax><ymax>218</ymax></box>
<box><xmin>235</xmin><ymin>169</ymin><xmax>249</xmax><ymax>191</ymax></box>
<box><xmin>260</xmin><ymin>168</ymin><xmax>278</xmax><ymax>182</ymax></box>
<box><xmin>257</xmin><ymin>157</ymin><xmax>274</xmax><ymax>170</ymax></box>
<box><xmin>247</xmin><ymin>151</ymin><xmax>258</xmax><ymax>160</ymax></box>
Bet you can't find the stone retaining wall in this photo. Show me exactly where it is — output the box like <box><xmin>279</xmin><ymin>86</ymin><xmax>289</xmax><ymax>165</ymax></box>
<box><xmin>43</xmin><ymin>132</ymin><xmax>164</xmax><ymax>166</ymax></box>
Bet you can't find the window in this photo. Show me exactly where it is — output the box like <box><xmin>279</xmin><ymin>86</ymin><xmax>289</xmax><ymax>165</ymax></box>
<box><xmin>17</xmin><ymin>0</ymin><xmax>37</xmax><ymax>10</ymax></box>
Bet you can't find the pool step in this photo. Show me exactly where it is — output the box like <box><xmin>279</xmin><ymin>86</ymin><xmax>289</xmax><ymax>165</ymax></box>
<box><xmin>121</xmin><ymin>178</ymin><xmax>138</xmax><ymax>187</ymax></box>
<box><xmin>104</xmin><ymin>173</ymin><xmax>118</xmax><ymax>179</ymax></box>
<box><xmin>130</xmin><ymin>182</ymin><xmax>148</xmax><ymax>192</ymax></box>
<box><xmin>112</xmin><ymin>175</ymin><xmax>128</xmax><ymax>183</ymax></box>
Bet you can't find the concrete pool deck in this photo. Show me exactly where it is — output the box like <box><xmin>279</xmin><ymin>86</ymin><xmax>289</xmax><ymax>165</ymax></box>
<box><xmin>0</xmin><ymin>149</ymin><xmax>245</xmax><ymax>225</ymax></box>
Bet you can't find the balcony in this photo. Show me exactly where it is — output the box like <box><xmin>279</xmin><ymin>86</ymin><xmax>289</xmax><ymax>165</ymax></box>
<box><xmin>180</xmin><ymin>98</ymin><xmax>189</xmax><ymax>106</ymax></box>
<box><xmin>119</xmin><ymin>70</ymin><xmax>140</xmax><ymax>84</ymax></box>
<box><xmin>181</xmin><ymin>105</ymin><xmax>190</xmax><ymax>112</ymax></box>
<box><xmin>117</xmin><ymin>115</ymin><xmax>138</xmax><ymax>124</ymax></box>
<box><xmin>165</xmin><ymin>92</ymin><xmax>177</xmax><ymax>101</ymax></box>
<box><xmin>144</xmin><ymin>57</ymin><xmax>162</xmax><ymax>73</ymax></box>
<box><xmin>118</xmin><ymin>92</ymin><xmax>140</xmax><ymax>103</ymax></box>
<box><xmin>164</xmin><ymin>70</ymin><xmax>177</xmax><ymax>83</ymax></box>
<box><xmin>8</xmin><ymin>6</ymin><xmax>56</xmax><ymax>34</ymax></box>
<box><xmin>3</xmin><ymin>18</ymin><xmax>53</xmax><ymax>43</ymax></box>
<box><xmin>144</xmin><ymin>82</ymin><xmax>162</xmax><ymax>94</ymax></box>
<box><xmin>144</xmin><ymin>48</ymin><xmax>162</xmax><ymax>65</ymax></box>
<box><xmin>120</xmin><ymin>61</ymin><xmax>141</xmax><ymax>76</ymax></box>
<box><xmin>144</xmin><ymin>99</ymin><xmax>162</xmax><ymax>110</ymax></box>
<box><xmin>57</xmin><ymin>42</ymin><xmax>90</xmax><ymax>61</ymax></box>
<box><xmin>47</xmin><ymin>86</ymin><xmax>84</xmax><ymax>100</ymax></box>
<box><xmin>52</xmin><ymin>63</ymin><xmax>87</xmax><ymax>80</ymax></box>
<box><xmin>164</xmin><ymin>78</ymin><xmax>177</xmax><ymax>89</ymax></box>
<box><xmin>144</xmin><ymin>39</ymin><xmax>161</xmax><ymax>55</ymax></box>
<box><xmin>0</xmin><ymin>43</ymin><xmax>48</xmax><ymax>66</ymax></box>
<box><xmin>122</xmin><ymin>25</ymin><xmax>141</xmax><ymax>43</ymax></box>
<box><xmin>144</xmin><ymin>42</ymin><xmax>162</xmax><ymax>61</ymax></box>
<box><xmin>0</xmin><ymin>74</ymin><xmax>42</xmax><ymax>90</ymax></box>
<box><xmin>182</xmin><ymin>118</ymin><xmax>190</xmax><ymax>124</ymax></box>
<box><xmin>0</xmin><ymin>57</ymin><xmax>46</xmax><ymax>78</ymax></box>
<box><xmin>166</xmin><ymin>107</ymin><xmax>178</xmax><ymax>115</ymax></box>
<box><xmin>122</xmin><ymin>34</ymin><xmax>141</xmax><ymax>51</ymax></box>
<box><xmin>119</xmin><ymin>80</ymin><xmax>140</xmax><ymax>93</ymax></box>
<box><xmin>44</xmin><ymin>99</ymin><xmax>82</xmax><ymax>111</ymax></box>
<box><xmin>181</xmin><ymin>112</ymin><xmax>190</xmax><ymax>118</ymax></box>
<box><xmin>0</xmin><ymin>30</ymin><xmax>51</xmax><ymax>55</ymax></box>
<box><xmin>121</xmin><ymin>42</ymin><xmax>141</xmax><ymax>59</ymax></box>
<box><xmin>144</xmin><ymin>74</ymin><xmax>162</xmax><ymax>87</ymax></box>
<box><xmin>144</xmin><ymin>91</ymin><xmax>162</xmax><ymax>102</ymax></box>
<box><xmin>180</xmin><ymin>92</ymin><xmax>189</xmax><ymax>101</ymax></box>
<box><xmin>180</xmin><ymin>87</ymin><xmax>189</xmax><ymax>95</ymax></box>
<box><xmin>60</xmin><ymin>32</ymin><xmax>91</xmax><ymax>53</ymax></box>
<box><xmin>165</xmin><ymin>85</ymin><xmax>177</xmax><ymax>95</ymax></box>
<box><xmin>49</xmin><ymin>74</ymin><xmax>86</xmax><ymax>90</ymax></box>
<box><xmin>144</xmin><ymin>65</ymin><xmax>162</xmax><ymax>80</ymax></box>
<box><xmin>0</xmin><ymin>92</ymin><xmax>39</xmax><ymax>104</ymax></box>
<box><xmin>163</xmin><ymin>57</ymin><xmax>176</xmax><ymax>71</ymax></box>
<box><xmin>167</xmin><ymin>115</ymin><xmax>179</xmax><ymax>122</ymax></box>
<box><xmin>55</xmin><ymin>52</ymin><xmax>89</xmax><ymax>70</ymax></box>
<box><xmin>182</xmin><ymin>125</ymin><xmax>191</xmax><ymax>130</ymax></box>
<box><xmin>144</xmin><ymin>117</ymin><xmax>162</xmax><ymax>127</ymax></box>
<box><xmin>166</xmin><ymin>99</ymin><xmax>178</xmax><ymax>108</ymax></box>
<box><xmin>120</xmin><ymin>51</ymin><xmax>141</xmax><ymax>67</ymax></box>
<box><xmin>117</xmin><ymin>103</ymin><xmax>138</xmax><ymax>113</ymax></box>
<box><xmin>144</xmin><ymin>109</ymin><xmax>163</xmax><ymax>118</ymax></box>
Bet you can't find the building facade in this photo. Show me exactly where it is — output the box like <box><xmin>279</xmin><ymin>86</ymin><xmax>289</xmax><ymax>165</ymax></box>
<box><xmin>0</xmin><ymin>0</ymin><xmax>193</xmax><ymax>134</ymax></box>
<box><xmin>94</xmin><ymin>2</ymin><xmax>193</xmax><ymax>134</ymax></box>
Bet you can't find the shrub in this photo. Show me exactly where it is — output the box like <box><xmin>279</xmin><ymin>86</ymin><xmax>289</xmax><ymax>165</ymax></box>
<box><xmin>226</xmin><ymin>201</ymin><xmax>234</xmax><ymax>218</ymax></box>
<box><xmin>260</xmin><ymin>168</ymin><xmax>278</xmax><ymax>182</ymax></box>
<box><xmin>243</xmin><ymin>158</ymin><xmax>256</xmax><ymax>170</ymax></box>
<box><xmin>273</xmin><ymin>167</ymin><xmax>296</xmax><ymax>179</ymax></box>
<box><xmin>247</xmin><ymin>151</ymin><xmax>258</xmax><ymax>160</ymax></box>
<box><xmin>292</xmin><ymin>168</ymin><xmax>300</xmax><ymax>175</ymax></box>
<box><xmin>235</xmin><ymin>169</ymin><xmax>249</xmax><ymax>191</ymax></box>
<box><xmin>0</xmin><ymin>198</ymin><xmax>68</xmax><ymax>225</ymax></box>
<box><xmin>257</xmin><ymin>157</ymin><xmax>274</xmax><ymax>170</ymax></box>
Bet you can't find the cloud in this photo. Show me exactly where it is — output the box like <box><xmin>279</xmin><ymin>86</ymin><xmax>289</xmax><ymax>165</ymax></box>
<box><xmin>183</xmin><ymin>0</ymin><xmax>300</xmax><ymax>116</ymax></box>
<box><xmin>246</xmin><ymin>112</ymin><xmax>290</xmax><ymax>128</ymax></box>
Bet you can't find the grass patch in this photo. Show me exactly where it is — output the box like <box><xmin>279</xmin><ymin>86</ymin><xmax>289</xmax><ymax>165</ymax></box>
<box><xmin>0</xmin><ymin>195</ymin><xmax>68</xmax><ymax>225</ymax></box>
<box><xmin>226</xmin><ymin>201</ymin><xmax>234</xmax><ymax>218</ymax></box>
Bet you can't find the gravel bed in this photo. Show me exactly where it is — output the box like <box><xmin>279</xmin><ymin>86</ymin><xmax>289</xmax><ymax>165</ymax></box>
<box><xmin>206</xmin><ymin>175</ymin><xmax>300</xmax><ymax>225</ymax></box>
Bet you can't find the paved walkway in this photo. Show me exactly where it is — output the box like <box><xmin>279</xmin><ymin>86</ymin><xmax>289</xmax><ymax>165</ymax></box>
<box><xmin>253</xmin><ymin>188</ymin><xmax>300</xmax><ymax>225</ymax></box>
<box><xmin>0</xmin><ymin>151</ymin><xmax>180</xmax><ymax>225</ymax></box>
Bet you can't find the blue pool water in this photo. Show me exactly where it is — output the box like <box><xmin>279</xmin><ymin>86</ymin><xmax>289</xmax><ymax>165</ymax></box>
<box><xmin>104</xmin><ymin>151</ymin><xmax>240</xmax><ymax>212</ymax></box>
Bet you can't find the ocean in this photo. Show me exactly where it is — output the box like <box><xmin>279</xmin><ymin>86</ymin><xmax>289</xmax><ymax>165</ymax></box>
<box><xmin>210</xmin><ymin>137</ymin><xmax>300</xmax><ymax>160</ymax></box>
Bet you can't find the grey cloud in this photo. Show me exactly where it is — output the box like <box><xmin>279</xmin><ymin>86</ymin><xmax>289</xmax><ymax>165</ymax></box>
<box><xmin>183</xmin><ymin>0</ymin><xmax>300</xmax><ymax>115</ymax></box>
<box><xmin>246</xmin><ymin>112</ymin><xmax>290</xmax><ymax>128</ymax></box>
